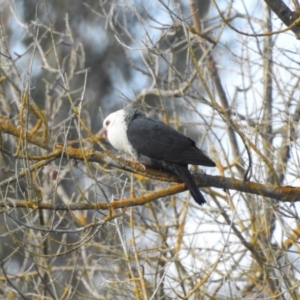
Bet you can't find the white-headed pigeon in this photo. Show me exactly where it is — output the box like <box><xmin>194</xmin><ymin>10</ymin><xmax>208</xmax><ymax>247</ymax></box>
<box><xmin>102</xmin><ymin>108</ymin><xmax>215</xmax><ymax>205</ymax></box>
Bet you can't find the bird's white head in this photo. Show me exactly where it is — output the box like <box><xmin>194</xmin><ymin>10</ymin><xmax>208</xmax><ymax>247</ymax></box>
<box><xmin>102</xmin><ymin>109</ymin><xmax>136</xmax><ymax>156</ymax></box>
<box><xmin>102</xmin><ymin>109</ymin><xmax>123</xmax><ymax>136</ymax></box>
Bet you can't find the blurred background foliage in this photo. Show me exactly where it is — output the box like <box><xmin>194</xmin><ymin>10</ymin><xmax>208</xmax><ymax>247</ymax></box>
<box><xmin>0</xmin><ymin>0</ymin><xmax>300</xmax><ymax>299</ymax></box>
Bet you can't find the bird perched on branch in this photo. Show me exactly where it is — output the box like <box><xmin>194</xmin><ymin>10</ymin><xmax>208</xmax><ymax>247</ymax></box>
<box><xmin>102</xmin><ymin>108</ymin><xmax>215</xmax><ymax>205</ymax></box>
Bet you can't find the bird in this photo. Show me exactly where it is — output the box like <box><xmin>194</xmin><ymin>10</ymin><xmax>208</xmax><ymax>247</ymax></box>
<box><xmin>102</xmin><ymin>108</ymin><xmax>216</xmax><ymax>205</ymax></box>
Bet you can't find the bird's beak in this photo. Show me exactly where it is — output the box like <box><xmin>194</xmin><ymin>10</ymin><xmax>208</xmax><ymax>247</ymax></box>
<box><xmin>99</xmin><ymin>128</ymin><xmax>107</xmax><ymax>137</ymax></box>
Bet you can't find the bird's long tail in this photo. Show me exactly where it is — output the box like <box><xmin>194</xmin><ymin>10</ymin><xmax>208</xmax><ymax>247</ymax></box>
<box><xmin>171</xmin><ymin>164</ymin><xmax>206</xmax><ymax>205</ymax></box>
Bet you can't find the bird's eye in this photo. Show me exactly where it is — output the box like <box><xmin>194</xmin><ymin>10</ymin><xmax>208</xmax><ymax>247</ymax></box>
<box><xmin>105</xmin><ymin>120</ymin><xmax>110</xmax><ymax>126</ymax></box>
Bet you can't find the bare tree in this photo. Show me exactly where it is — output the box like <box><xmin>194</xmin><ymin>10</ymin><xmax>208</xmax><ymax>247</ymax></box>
<box><xmin>0</xmin><ymin>0</ymin><xmax>300</xmax><ymax>299</ymax></box>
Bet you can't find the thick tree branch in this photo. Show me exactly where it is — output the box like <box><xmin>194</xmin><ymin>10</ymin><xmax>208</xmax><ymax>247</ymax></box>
<box><xmin>265</xmin><ymin>0</ymin><xmax>300</xmax><ymax>38</ymax></box>
<box><xmin>1</xmin><ymin>172</ymin><xmax>300</xmax><ymax>211</ymax></box>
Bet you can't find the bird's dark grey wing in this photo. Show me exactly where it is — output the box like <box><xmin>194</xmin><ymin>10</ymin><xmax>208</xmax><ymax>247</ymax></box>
<box><xmin>127</xmin><ymin>114</ymin><xmax>215</xmax><ymax>166</ymax></box>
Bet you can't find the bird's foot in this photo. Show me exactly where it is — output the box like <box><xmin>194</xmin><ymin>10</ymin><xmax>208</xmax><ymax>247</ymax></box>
<box><xmin>189</xmin><ymin>166</ymin><xmax>205</xmax><ymax>175</ymax></box>
<box><xmin>131</xmin><ymin>160</ymin><xmax>146</xmax><ymax>171</ymax></box>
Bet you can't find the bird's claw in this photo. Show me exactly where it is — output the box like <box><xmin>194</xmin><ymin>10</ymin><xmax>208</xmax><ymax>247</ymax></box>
<box><xmin>134</xmin><ymin>161</ymin><xmax>146</xmax><ymax>171</ymax></box>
